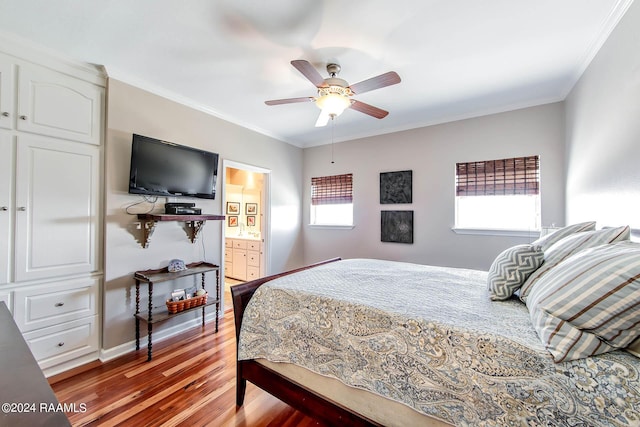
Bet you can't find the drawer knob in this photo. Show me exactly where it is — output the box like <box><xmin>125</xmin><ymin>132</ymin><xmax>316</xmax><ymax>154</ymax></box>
<box><xmin>17</xmin><ymin>206</ymin><xmax>26</xmax><ymax>212</ymax></box>
<box><xmin>57</xmin><ymin>342</ymin><xmax>65</xmax><ymax>347</ymax></box>
<box><xmin>55</xmin><ymin>302</ymin><xmax>65</xmax><ymax>307</ymax></box>
<box><xmin>19</xmin><ymin>115</ymin><xmax>27</xmax><ymax>120</ymax></box>
<box><xmin>1</xmin><ymin>112</ymin><xmax>8</xmax><ymax>117</ymax></box>
<box><xmin>0</xmin><ymin>206</ymin><xmax>7</xmax><ymax>211</ymax></box>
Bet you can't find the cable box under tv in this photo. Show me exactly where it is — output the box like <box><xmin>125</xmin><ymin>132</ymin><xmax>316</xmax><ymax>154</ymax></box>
<box><xmin>165</xmin><ymin>202</ymin><xmax>195</xmax><ymax>209</ymax></box>
<box><xmin>165</xmin><ymin>206</ymin><xmax>202</xmax><ymax>215</ymax></box>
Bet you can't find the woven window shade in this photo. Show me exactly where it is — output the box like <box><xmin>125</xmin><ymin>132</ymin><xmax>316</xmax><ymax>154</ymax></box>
<box><xmin>456</xmin><ymin>156</ymin><xmax>539</xmax><ymax>196</ymax></box>
<box><xmin>311</xmin><ymin>173</ymin><xmax>353</xmax><ymax>205</ymax></box>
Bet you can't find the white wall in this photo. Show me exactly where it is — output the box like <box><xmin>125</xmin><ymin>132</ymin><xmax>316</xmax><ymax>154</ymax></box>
<box><xmin>103</xmin><ymin>79</ymin><xmax>303</xmax><ymax>352</ymax></box>
<box><xmin>303</xmin><ymin>103</ymin><xmax>566</xmax><ymax>270</ymax></box>
<box><xmin>565</xmin><ymin>0</ymin><xmax>640</xmax><ymax>230</ymax></box>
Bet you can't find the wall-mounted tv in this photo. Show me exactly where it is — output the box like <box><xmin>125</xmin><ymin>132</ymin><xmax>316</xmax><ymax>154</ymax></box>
<box><xmin>129</xmin><ymin>134</ymin><xmax>219</xmax><ymax>199</ymax></box>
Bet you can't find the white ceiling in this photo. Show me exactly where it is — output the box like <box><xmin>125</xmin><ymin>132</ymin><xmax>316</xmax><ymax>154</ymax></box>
<box><xmin>0</xmin><ymin>0</ymin><xmax>633</xmax><ymax>148</ymax></box>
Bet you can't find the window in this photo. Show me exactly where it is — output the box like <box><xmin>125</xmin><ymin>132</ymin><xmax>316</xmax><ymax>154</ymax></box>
<box><xmin>310</xmin><ymin>173</ymin><xmax>353</xmax><ymax>226</ymax></box>
<box><xmin>455</xmin><ymin>156</ymin><xmax>540</xmax><ymax>230</ymax></box>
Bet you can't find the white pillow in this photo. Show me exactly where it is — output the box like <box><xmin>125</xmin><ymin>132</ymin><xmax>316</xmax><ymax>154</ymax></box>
<box><xmin>532</xmin><ymin>221</ymin><xmax>595</xmax><ymax>251</ymax></box>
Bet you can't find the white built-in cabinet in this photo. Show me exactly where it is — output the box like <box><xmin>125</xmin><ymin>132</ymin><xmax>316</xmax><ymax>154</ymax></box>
<box><xmin>0</xmin><ymin>41</ymin><xmax>104</xmax><ymax>376</ymax></box>
<box><xmin>225</xmin><ymin>238</ymin><xmax>262</xmax><ymax>281</ymax></box>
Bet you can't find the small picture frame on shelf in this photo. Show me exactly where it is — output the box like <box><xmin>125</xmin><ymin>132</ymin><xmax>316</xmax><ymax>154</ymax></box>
<box><xmin>228</xmin><ymin>216</ymin><xmax>238</xmax><ymax>227</ymax></box>
<box><xmin>247</xmin><ymin>215</ymin><xmax>256</xmax><ymax>226</ymax></box>
<box><xmin>246</xmin><ymin>203</ymin><xmax>258</xmax><ymax>214</ymax></box>
<box><xmin>226</xmin><ymin>202</ymin><xmax>240</xmax><ymax>214</ymax></box>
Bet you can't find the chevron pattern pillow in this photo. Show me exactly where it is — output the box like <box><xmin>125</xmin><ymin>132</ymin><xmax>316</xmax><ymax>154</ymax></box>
<box><xmin>487</xmin><ymin>244</ymin><xmax>544</xmax><ymax>301</ymax></box>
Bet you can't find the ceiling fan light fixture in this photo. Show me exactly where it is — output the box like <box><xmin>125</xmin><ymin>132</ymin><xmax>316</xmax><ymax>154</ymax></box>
<box><xmin>265</xmin><ymin>59</ymin><xmax>400</xmax><ymax>126</ymax></box>
<box><xmin>315</xmin><ymin>91</ymin><xmax>352</xmax><ymax>117</ymax></box>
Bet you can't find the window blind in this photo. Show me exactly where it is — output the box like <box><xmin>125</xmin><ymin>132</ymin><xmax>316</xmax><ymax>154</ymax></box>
<box><xmin>456</xmin><ymin>156</ymin><xmax>539</xmax><ymax>196</ymax></box>
<box><xmin>311</xmin><ymin>173</ymin><xmax>353</xmax><ymax>205</ymax></box>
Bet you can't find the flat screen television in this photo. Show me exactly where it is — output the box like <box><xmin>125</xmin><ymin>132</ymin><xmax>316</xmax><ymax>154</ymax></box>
<box><xmin>129</xmin><ymin>134</ymin><xmax>219</xmax><ymax>199</ymax></box>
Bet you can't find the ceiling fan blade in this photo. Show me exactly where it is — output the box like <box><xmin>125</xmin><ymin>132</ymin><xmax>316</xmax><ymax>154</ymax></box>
<box><xmin>291</xmin><ymin>60</ymin><xmax>328</xmax><ymax>88</ymax></box>
<box><xmin>350</xmin><ymin>100</ymin><xmax>389</xmax><ymax>119</ymax></box>
<box><xmin>349</xmin><ymin>71</ymin><xmax>401</xmax><ymax>95</ymax></box>
<box><xmin>315</xmin><ymin>110</ymin><xmax>331</xmax><ymax>127</ymax></box>
<box><xmin>265</xmin><ymin>96</ymin><xmax>315</xmax><ymax>106</ymax></box>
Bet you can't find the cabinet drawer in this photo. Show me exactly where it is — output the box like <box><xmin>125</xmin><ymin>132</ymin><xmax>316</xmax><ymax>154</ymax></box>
<box><xmin>247</xmin><ymin>266</ymin><xmax>260</xmax><ymax>281</ymax></box>
<box><xmin>225</xmin><ymin>239</ymin><xmax>233</xmax><ymax>248</ymax></box>
<box><xmin>247</xmin><ymin>241</ymin><xmax>261</xmax><ymax>251</ymax></box>
<box><xmin>23</xmin><ymin>315</ymin><xmax>99</xmax><ymax>368</ymax></box>
<box><xmin>14</xmin><ymin>277</ymin><xmax>99</xmax><ymax>332</ymax></box>
<box><xmin>224</xmin><ymin>248</ymin><xmax>232</xmax><ymax>260</ymax></box>
<box><xmin>247</xmin><ymin>250</ymin><xmax>260</xmax><ymax>267</ymax></box>
<box><xmin>233</xmin><ymin>240</ymin><xmax>247</xmax><ymax>249</ymax></box>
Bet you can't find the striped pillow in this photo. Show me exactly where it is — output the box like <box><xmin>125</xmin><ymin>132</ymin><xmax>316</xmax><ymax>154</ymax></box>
<box><xmin>532</xmin><ymin>221</ymin><xmax>595</xmax><ymax>251</ymax></box>
<box><xmin>519</xmin><ymin>225</ymin><xmax>630</xmax><ymax>302</ymax></box>
<box><xmin>487</xmin><ymin>244</ymin><xmax>544</xmax><ymax>300</ymax></box>
<box><xmin>527</xmin><ymin>241</ymin><xmax>640</xmax><ymax>362</ymax></box>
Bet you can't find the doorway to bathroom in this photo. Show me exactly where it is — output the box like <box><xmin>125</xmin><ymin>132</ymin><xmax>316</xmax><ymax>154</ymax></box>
<box><xmin>221</xmin><ymin>160</ymin><xmax>270</xmax><ymax>310</ymax></box>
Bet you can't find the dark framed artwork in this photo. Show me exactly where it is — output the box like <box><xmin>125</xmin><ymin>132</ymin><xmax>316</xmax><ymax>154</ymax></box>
<box><xmin>246</xmin><ymin>203</ymin><xmax>258</xmax><ymax>215</ymax></box>
<box><xmin>247</xmin><ymin>215</ymin><xmax>256</xmax><ymax>226</ymax></box>
<box><xmin>380</xmin><ymin>170</ymin><xmax>412</xmax><ymax>204</ymax></box>
<box><xmin>228</xmin><ymin>216</ymin><xmax>238</xmax><ymax>227</ymax></box>
<box><xmin>226</xmin><ymin>202</ymin><xmax>240</xmax><ymax>215</ymax></box>
<box><xmin>381</xmin><ymin>210</ymin><xmax>413</xmax><ymax>243</ymax></box>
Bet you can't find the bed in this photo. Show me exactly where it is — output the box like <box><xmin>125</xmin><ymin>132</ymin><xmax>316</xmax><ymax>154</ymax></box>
<box><xmin>231</xmin><ymin>224</ymin><xmax>640</xmax><ymax>426</ymax></box>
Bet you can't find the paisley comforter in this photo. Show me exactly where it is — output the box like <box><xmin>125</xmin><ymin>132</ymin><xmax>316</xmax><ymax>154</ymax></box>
<box><xmin>238</xmin><ymin>259</ymin><xmax>640</xmax><ymax>426</ymax></box>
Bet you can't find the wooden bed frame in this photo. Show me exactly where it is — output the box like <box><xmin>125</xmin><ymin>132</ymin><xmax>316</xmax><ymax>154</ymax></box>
<box><xmin>230</xmin><ymin>257</ymin><xmax>384</xmax><ymax>426</ymax></box>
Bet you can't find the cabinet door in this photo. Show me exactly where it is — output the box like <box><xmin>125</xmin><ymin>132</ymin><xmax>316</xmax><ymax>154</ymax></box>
<box><xmin>17</xmin><ymin>64</ymin><xmax>103</xmax><ymax>145</ymax></box>
<box><xmin>232</xmin><ymin>248</ymin><xmax>247</xmax><ymax>281</ymax></box>
<box><xmin>0</xmin><ymin>56</ymin><xmax>14</xmax><ymax>130</ymax></box>
<box><xmin>0</xmin><ymin>133</ymin><xmax>12</xmax><ymax>284</ymax></box>
<box><xmin>14</xmin><ymin>135</ymin><xmax>99</xmax><ymax>281</ymax></box>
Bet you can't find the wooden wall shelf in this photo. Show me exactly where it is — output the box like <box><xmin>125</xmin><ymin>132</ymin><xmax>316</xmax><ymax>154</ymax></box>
<box><xmin>136</xmin><ymin>214</ymin><xmax>225</xmax><ymax>248</ymax></box>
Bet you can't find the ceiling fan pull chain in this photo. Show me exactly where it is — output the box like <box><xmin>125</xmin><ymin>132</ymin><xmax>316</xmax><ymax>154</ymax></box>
<box><xmin>331</xmin><ymin>116</ymin><xmax>335</xmax><ymax>164</ymax></box>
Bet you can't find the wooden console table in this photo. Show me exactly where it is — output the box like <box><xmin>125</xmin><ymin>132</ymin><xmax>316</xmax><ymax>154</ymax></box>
<box><xmin>0</xmin><ymin>302</ymin><xmax>70</xmax><ymax>426</ymax></box>
<box><xmin>134</xmin><ymin>262</ymin><xmax>220</xmax><ymax>361</ymax></box>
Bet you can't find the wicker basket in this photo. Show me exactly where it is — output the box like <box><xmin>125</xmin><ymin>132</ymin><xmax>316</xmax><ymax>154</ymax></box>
<box><xmin>166</xmin><ymin>293</ymin><xmax>208</xmax><ymax>314</ymax></box>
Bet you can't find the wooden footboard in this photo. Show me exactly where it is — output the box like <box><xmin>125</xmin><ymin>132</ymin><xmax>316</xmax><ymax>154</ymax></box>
<box><xmin>230</xmin><ymin>257</ymin><xmax>382</xmax><ymax>426</ymax></box>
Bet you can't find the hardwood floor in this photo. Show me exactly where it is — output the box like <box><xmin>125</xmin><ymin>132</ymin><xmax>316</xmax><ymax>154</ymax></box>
<box><xmin>49</xmin><ymin>303</ymin><xmax>322</xmax><ymax>426</ymax></box>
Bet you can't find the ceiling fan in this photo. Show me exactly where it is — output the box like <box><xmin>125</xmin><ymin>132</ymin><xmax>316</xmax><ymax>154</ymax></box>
<box><xmin>265</xmin><ymin>60</ymin><xmax>401</xmax><ymax>127</ymax></box>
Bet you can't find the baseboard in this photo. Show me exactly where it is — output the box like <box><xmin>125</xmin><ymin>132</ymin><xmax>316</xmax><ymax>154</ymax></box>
<box><xmin>100</xmin><ymin>312</ymin><xmax>219</xmax><ymax>362</ymax></box>
<box><xmin>43</xmin><ymin>352</ymin><xmax>101</xmax><ymax>379</ymax></box>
